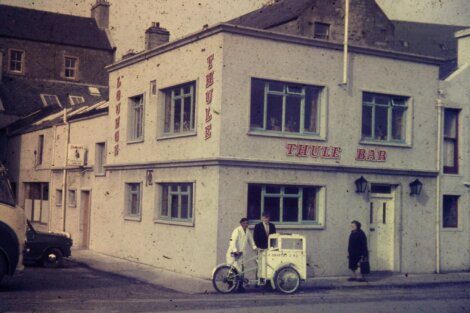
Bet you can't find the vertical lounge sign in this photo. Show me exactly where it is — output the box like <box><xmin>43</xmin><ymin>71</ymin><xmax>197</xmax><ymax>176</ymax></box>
<box><xmin>205</xmin><ymin>54</ymin><xmax>214</xmax><ymax>140</ymax></box>
<box><xmin>114</xmin><ymin>76</ymin><xmax>123</xmax><ymax>156</ymax></box>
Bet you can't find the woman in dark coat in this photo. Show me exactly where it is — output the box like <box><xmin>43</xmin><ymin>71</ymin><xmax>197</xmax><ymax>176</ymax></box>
<box><xmin>348</xmin><ymin>220</ymin><xmax>368</xmax><ymax>281</ymax></box>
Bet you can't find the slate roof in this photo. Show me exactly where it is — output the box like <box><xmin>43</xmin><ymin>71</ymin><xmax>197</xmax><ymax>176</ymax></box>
<box><xmin>0</xmin><ymin>4</ymin><xmax>113</xmax><ymax>51</ymax></box>
<box><xmin>0</xmin><ymin>75</ymin><xmax>108</xmax><ymax>117</ymax></box>
<box><xmin>229</xmin><ymin>0</ymin><xmax>312</xmax><ymax>29</ymax></box>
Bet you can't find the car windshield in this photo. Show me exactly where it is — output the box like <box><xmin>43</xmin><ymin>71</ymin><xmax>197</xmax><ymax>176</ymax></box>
<box><xmin>0</xmin><ymin>172</ymin><xmax>15</xmax><ymax>207</ymax></box>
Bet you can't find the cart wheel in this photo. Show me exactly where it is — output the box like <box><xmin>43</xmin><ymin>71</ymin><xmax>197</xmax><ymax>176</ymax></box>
<box><xmin>212</xmin><ymin>265</ymin><xmax>239</xmax><ymax>293</ymax></box>
<box><xmin>274</xmin><ymin>266</ymin><xmax>300</xmax><ymax>294</ymax></box>
<box><xmin>42</xmin><ymin>248</ymin><xmax>63</xmax><ymax>268</ymax></box>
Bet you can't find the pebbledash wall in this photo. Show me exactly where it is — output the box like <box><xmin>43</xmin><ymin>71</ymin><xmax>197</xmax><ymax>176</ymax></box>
<box><xmin>90</xmin><ymin>23</ymin><xmax>456</xmax><ymax>279</ymax></box>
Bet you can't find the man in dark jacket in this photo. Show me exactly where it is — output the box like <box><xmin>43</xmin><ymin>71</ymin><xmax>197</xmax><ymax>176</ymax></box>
<box><xmin>254</xmin><ymin>212</ymin><xmax>276</xmax><ymax>249</ymax></box>
<box><xmin>348</xmin><ymin>220</ymin><xmax>369</xmax><ymax>282</ymax></box>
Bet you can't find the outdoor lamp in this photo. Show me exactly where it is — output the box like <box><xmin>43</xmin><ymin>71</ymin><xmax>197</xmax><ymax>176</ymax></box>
<box><xmin>355</xmin><ymin>176</ymin><xmax>368</xmax><ymax>193</ymax></box>
<box><xmin>409</xmin><ymin>179</ymin><xmax>423</xmax><ymax>196</ymax></box>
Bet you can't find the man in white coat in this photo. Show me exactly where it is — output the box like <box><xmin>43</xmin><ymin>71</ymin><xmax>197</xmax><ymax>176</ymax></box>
<box><xmin>226</xmin><ymin>217</ymin><xmax>257</xmax><ymax>292</ymax></box>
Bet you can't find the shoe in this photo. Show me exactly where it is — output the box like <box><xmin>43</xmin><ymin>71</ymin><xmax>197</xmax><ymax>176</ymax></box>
<box><xmin>356</xmin><ymin>278</ymin><xmax>366</xmax><ymax>282</ymax></box>
<box><xmin>237</xmin><ymin>286</ymin><xmax>246</xmax><ymax>293</ymax></box>
<box><xmin>347</xmin><ymin>277</ymin><xmax>357</xmax><ymax>281</ymax></box>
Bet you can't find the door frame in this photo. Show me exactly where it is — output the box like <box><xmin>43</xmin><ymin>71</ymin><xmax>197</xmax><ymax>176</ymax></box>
<box><xmin>80</xmin><ymin>189</ymin><xmax>92</xmax><ymax>249</ymax></box>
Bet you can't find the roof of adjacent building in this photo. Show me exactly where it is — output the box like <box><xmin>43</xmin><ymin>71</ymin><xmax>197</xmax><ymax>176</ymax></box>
<box><xmin>0</xmin><ymin>4</ymin><xmax>113</xmax><ymax>51</ymax></box>
<box><xmin>0</xmin><ymin>75</ymin><xmax>108</xmax><ymax>118</ymax></box>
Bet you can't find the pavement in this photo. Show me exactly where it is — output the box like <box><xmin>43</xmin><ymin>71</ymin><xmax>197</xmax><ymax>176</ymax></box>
<box><xmin>70</xmin><ymin>248</ymin><xmax>470</xmax><ymax>295</ymax></box>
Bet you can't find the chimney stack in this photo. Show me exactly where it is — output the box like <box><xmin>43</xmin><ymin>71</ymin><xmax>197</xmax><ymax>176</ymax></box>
<box><xmin>455</xmin><ymin>29</ymin><xmax>470</xmax><ymax>68</ymax></box>
<box><xmin>145</xmin><ymin>22</ymin><xmax>170</xmax><ymax>50</ymax></box>
<box><xmin>91</xmin><ymin>0</ymin><xmax>110</xmax><ymax>30</ymax></box>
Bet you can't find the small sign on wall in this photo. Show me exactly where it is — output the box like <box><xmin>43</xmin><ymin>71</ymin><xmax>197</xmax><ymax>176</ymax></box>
<box><xmin>68</xmin><ymin>144</ymin><xmax>86</xmax><ymax>166</ymax></box>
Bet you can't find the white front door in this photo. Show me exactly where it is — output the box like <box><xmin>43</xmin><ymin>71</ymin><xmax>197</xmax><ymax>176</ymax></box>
<box><xmin>368</xmin><ymin>195</ymin><xmax>395</xmax><ymax>271</ymax></box>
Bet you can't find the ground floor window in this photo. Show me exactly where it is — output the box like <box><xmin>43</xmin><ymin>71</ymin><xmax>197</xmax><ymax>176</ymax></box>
<box><xmin>443</xmin><ymin>195</ymin><xmax>459</xmax><ymax>228</ymax></box>
<box><xmin>125</xmin><ymin>183</ymin><xmax>142</xmax><ymax>220</ymax></box>
<box><xmin>24</xmin><ymin>182</ymin><xmax>49</xmax><ymax>224</ymax></box>
<box><xmin>158</xmin><ymin>183</ymin><xmax>193</xmax><ymax>222</ymax></box>
<box><xmin>247</xmin><ymin>184</ymin><xmax>322</xmax><ymax>224</ymax></box>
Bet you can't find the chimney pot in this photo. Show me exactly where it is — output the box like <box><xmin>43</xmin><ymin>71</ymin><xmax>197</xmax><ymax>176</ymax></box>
<box><xmin>91</xmin><ymin>0</ymin><xmax>110</xmax><ymax>30</ymax></box>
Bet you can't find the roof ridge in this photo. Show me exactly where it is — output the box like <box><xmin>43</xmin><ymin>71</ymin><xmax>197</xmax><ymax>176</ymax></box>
<box><xmin>0</xmin><ymin>4</ymin><xmax>95</xmax><ymax>22</ymax></box>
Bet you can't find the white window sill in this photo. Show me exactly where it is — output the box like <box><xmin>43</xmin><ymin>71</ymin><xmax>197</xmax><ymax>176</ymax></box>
<box><xmin>154</xmin><ymin>219</ymin><xmax>194</xmax><ymax>227</ymax></box>
<box><xmin>156</xmin><ymin>132</ymin><xmax>197</xmax><ymax>141</ymax></box>
<box><xmin>441</xmin><ymin>227</ymin><xmax>463</xmax><ymax>232</ymax></box>
<box><xmin>127</xmin><ymin>138</ymin><xmax>144</xmax><ymax>145</ymax></box>
<box><xmin>124</xmin><ymin>216</ymin><xmax>142</xmax><ymax>222</ymax></box>
<box><xmin>247</xmin><ymin>131</ymin><xmax>326</xmax><ymax>141</ymax></box>
<box><xmin>441</xmin><ymin>173</ymin><xmax>462</xmax><ymax>177</ymax></box>
<box><xmin>359</xmin><ymin>140</ymin><xmax>411</xmax><ymax>148</ymax></box>
<box><xmin>94</xmin><ymin>173</ymin><xmax>106</xmax><ymax>177</ymax></box>
<box><xmin>68</xmin><ymin>204</ymin><xmax>76</xmax><ymax>208</ymax></box>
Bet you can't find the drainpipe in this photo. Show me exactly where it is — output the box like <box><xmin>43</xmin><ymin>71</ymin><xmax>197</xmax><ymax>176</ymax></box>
<box><xmin>48</xmin><ymin>125</ymin><xmax>57</xmax><ymax>229</ymax></box>
<box><xmin>62</xmin><ymin>109</ymin><xmax>70</xmax><ymax>232</ymax></box>
<box><xmin>341</xmin><ymin>0</ymin><xmax>349</xmax><ymax>85</ymax></box>
<box><xmin>435</xmin><ymin>99</ymin><xmax>443</xmax><ymax>273</ymax></box>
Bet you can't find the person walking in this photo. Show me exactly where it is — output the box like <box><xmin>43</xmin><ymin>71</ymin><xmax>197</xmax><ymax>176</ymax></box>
<box><xmin>348</xmin><ymin>220</ymin><xmax>368</xmax><ymax>282</ymax></box>
<box><xmin>253</xmin><ymin>212</ymin><xmax>276</xmax><ymax>284</ymax></box>
<box><xmin>226</xmin><ymin>217</ymin><xmax>257</xmax><ymax>292</ymax></box>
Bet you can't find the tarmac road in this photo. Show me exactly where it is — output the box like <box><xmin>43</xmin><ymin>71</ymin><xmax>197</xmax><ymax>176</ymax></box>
<box><xmin>0</xmin><ymin>260</ymin><xmax>469</xmax><ymax>313</ymax></box>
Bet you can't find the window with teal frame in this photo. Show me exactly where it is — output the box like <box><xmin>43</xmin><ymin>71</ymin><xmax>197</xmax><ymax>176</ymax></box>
<box><xmin>247</xmin><ymin>184</ymin><xmax>319</xmax><ymax>224</ymax></box>
<box><xmin>250</xmin><ymin>78</ymin><xmax>322</xmax><ymax>135</ymax></box>
<box><xmin>159</xmin><ymin>183</ymin><xmax>193</xmax><ymax>222</ymax></box>
<box><xmin>361</xmin><ymin>92</ymin><xmax>408</xmax><ymax>142</ymax></box>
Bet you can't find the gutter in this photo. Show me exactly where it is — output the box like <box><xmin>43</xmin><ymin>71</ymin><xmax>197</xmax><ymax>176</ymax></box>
<box><xmin>435</xmin><ymin>99</ymin><xmax>443</xmax><ymax>274</ymax></box>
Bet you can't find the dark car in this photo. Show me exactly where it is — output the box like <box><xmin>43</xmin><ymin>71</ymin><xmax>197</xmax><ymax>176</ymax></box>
<box><xmin>23</xmin><ymin>220</ymin><xmax>73</xmax><ymax>268</ymax></box>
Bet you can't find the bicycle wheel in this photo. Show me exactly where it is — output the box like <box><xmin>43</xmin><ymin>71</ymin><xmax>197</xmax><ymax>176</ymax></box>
<box><xmin>274</xmin><ymin>266</ymin><xmax>300</xmax><ymax>294</ymax></box>
<box><xmin>212</xmin><ymin>265</ymin><xmax>239</xmax><ymax>293</ymax></box>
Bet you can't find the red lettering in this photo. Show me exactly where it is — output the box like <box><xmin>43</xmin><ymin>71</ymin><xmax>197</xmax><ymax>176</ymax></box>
<box><xmin>114</xmin><ymin>131</ymin><xmax>119</xmax><ymax>142</ymax></box>
<box><xmin>378</xmin><ymin>150</ymin><xmax>387</xmax><ymax>161</ymax></box>
<box><xmin>115</xmin><ymin>117</ymin><xmax>120</xmax><ymax>129</ymax></box>
<box><xmin>310</xmin><ymin>145</ymin><xmax>320</xmax><ymax>158</ymax></box>
<box><xmin>206</xmin><ymin>71</ymin><xmax>214</xmax><ymax>88</ymax></box>
<box><xmin>296</xmin><ymin>145</ymin><xmax>309</xmax><ymax>157</ymax></box>
<box><xmin>116</xmin><ymin>76</ymin><xmax>121</xmax><ymax>88</ymax></box>
<box><xmin>332</xmin><ymin>147</ymin><xmax>342</xmax><ymax>159</ymax></box>
<box><xmin>206</xmin><ymin>89</ymin><xmax>213</xmax><ymax>105</ymax></box>
<box><xmin>204</xmin><ymin>124</ymin><xmax>212</xmax><ymax>140</ymax></box>
<box><xmin>356</xmin><ymin>148</ymin><xmax>366</xmax><ymax>160</ymax></box>
<box><xmin>116</xmin><ymin>103</ymin><xmax>121</xmax><ymax>115</ymax></box>
<box><xmin>367</xmin><ymin>150</ymin><xmax>376</xmax><ymax>161</ymax></box>
<box><xmin>114</xmin><ymin>144</ymin><xmax>119</xmax><ymax>156</ymax></box>
<box><xmin>205</xmin><ymin>107</ymin><xmax>212</xmax><ymax>123</ymax></box>
<box><xmin>207</xmin><ymin>54</ymin><xmax>214</xmax><ymax>70</ymax></box>
<box><xmin>321</xmin><ymin>146</ymin><xmax>331</xmax><ymax>158</ymax></box>
<box><xmin>116</xmin><ymin>90</ymin><xmax>121</xmax><ymax>101</ymax></box>
<box><xmin>286</xmin><ymin>143</ymin><xmax>297</xmax><ymax>155</ymax></box>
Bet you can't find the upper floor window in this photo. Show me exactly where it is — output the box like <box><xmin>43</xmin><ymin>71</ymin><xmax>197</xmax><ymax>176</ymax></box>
<box><xmin>250</xmin><ymin>78</ymin><xmax>322</xmax><ymax>135</ymax></box>
<box><xmin>68</xmin><ymin>189</ymin><xmax>77</xmax><ymax>207</ymax></box>
<box><xmin>69</xmin><ymin>95</ymin><xmax>85</xmax><ymax>105</ymax></box>
<box><xmin>9</xmin><ymin>49</ymin><xmax>24</xmax><ymax>73</ymax></box>
<box><xmin>95</xmin><ymin>142</ymin><xmax>106</xmax><ymax>175</ymax></box>
<box><xmin>36</xmin><ymin>135</ymin><xmax>44</xmax><ymax>165</ymax></box>
<box><xmin>64</xmin><ymin>56</ymin><xmax>79</xmax><ymax>79</ymax></box>
<box><xmin>158</xmin><ymin>183</ymin><xmax>193</xmax><ymax>223</ymax></box>
<box><xmin>443</xmin><ymin>109</ymin><xmax>459</xmax><ymax>174</ymax></box>
<box><xmin>361</xmin><ymin>92</ymin><xmax>408</xmax><ymax>142</ymax></box>
<box><xmin>247</xmin><ymin>184</ymin><xmax>323</xmax><ymax>225</ymax></box>
<box><xmin>40</xmin><ymin>94</ymin><xmax>61</xmax><ymax>107</ymax></box>
<box><xmin>442</xmin><ymin>195</ymin><xmax>459</xmax><ymax>228</ymax></box>
<box><xmin>128</xmin><ymin>94</ymin><xmax>144</xmax><ymax>142</ymax></box>
<box><xmin>163</xmin><ymin>82</ymin><xmax>196</xmax><ymax>135</ymax></box>
<box><xmin>313</xmin><ymin>22</ymin><xmax>330</xmax><ymax>40</ymax></box>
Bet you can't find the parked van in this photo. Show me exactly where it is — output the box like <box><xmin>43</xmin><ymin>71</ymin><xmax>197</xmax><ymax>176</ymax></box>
<box><xmin>0</xmin><ymin>165</ymin><xmax>26</xmax><ymax>283</ymax></box>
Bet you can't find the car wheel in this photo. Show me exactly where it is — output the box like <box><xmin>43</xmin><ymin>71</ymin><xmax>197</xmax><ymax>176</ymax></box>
<box><xmin>42</xmin><ymin>248</ymin><xmax>63</xmax><ymax>268</ymax></box>
<box><xmin>0</xmin><ymin>254</ymin><xmax>6</xmax><ymax>283</ymax></box>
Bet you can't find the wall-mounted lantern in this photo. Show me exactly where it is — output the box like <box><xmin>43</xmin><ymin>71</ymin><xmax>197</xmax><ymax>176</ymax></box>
<box><xmin>409</xmin><ymin>179</ymin><xmax>423</xmax><ymax>196</ymax></box>
<box><xmin>355</xmin><ymin>176</ymin><xmax>368</xmax><ymax>193</ymax></box>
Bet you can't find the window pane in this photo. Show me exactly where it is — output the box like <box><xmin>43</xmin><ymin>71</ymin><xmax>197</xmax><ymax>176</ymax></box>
<box><xmin>42</xmin><ymin>184</ymin><xmax>49</xmax><ymax>201</ymax></box>
<box><xmin>304</xmin><ymin>87</ymin><xmax>320</xmax><ymax>133</ymax></box>
<box><xmin>285</xmin><ymin>96</ymin><xmax>301</xmax><ymax>133</ymax></box>
<box><xmin>265</xmin><ymin>186</ymin><xmax>281</xmax><ymax>194</ymax></box>
<box><xmin>161</xmin><ymin>185</ymin><xmax>169</xmax><ymax>216</ymax></box>
<box><xmin>164</xmin><ymin>92</ymin><xmax>171</xmax><ymax>133</ymax></box>
<box><xmin>183</xmin><ymin>96</ymin><xmax>192</xmax><ymax>131</ymax></box>
<box><xmin>183</xmin><ymin>85</ymin><xmax>191</xmax><ymax>94</ymax></box>
<box><xmin>283</xmin><ymin>197</ymin><xmax>299</xmax><ymax>222</ymax></box>
<box><xmin>374</xmin><ymin>94</ymin><xmax>389</xmax><ymax>105</ymax></box>
<box><xmin>171</xmin><ymin>194</ymin><xmax>179</xmax><ymax>218</ymax></box>
<box><xmin>247</xmin><ymin>185</ymin><xmax>261</xmax><ymax>220</ymax></box>
<box><xmin>266</xmin><ymin>94</ymin><xmax>282</xmax><ymax>131</ymax></box>
<box><xmin>264</xmin><ymin>196</ymin><xmax>280</xmax><ymax>222</ymax></box>
<box><xmin>174</xmin><ymin>98</ymin><xmax>181</xmax><ymax>133</ymax></box>
<box><xmin>443</xmin><ymin>139</ymin><xmax>455</xmax><ymax>167</ymax></box>
<box><xmin>374</xmin><ymin>106</ymin><xmax>388</xmax><ymax>140</ymax></box>
<box><xmin>391</xmin><ymin>107</ymin><xmax>405</xmax><ymax>140</ymax></box>
<box><xmin>362</xmin><ymin>105</ymin><xmax>372</xmax><ymax>138</ymax></box>
<box><xmin>363</xmin><ymin>93</ymin><xmax>374</xmax><ymax>103</ymax></box>
<box><xmin>302</xmin><ymin>188</ymin><xmax>317</xmax><ymax>221</ymax></box>
<box><xmin>250</xmin><ymin>79</ymin><xmax>264</xmax><ymax>128</ymax></box>
<box><xmin>131</xmin><ymin>193</ymin><xmax>138</xmax><ymax>215</ymax></box>
<box><xmin>268</xmin><ymin>81</ymin><xmax>284</xmax><ymax>92</ymax></box>
<box><xmin>443</xmin><ymin>196</ymin><xmax>458</xmax><ymax>228</ymax></box>
<box><xmin>181</xmin><ymin>195</ymin><xmax>189</xmax><ymax>219</ymax></box>
<box><xmin>284</xmin><ymin>187</ymin><xmax>299</xmax><ymax>195</ymax></box>
<box><xmin>444</xmin><ymin>110</ymin><xmax>457</xmax><ymax>138</ymax></box>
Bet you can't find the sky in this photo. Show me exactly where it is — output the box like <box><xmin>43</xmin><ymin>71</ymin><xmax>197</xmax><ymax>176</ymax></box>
<box><xmin>1</xmin><ymin>0</ymin><xmax>469</xmax><ymax>57</ymax></box>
